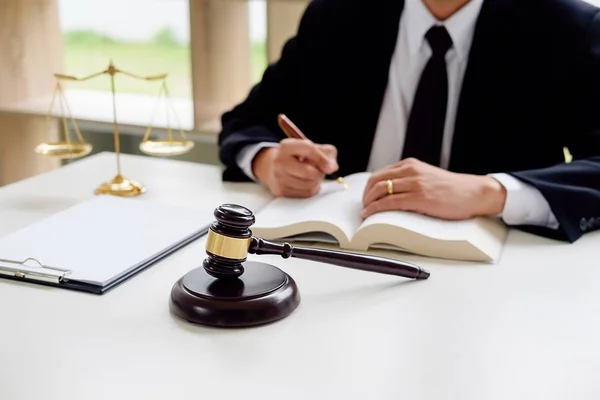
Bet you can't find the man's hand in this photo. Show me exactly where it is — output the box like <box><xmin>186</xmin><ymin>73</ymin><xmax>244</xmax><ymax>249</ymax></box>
<box><xmin>252</xmin><ymin>138</ymin><xmax>338</xmax><ymax>197</ymax></box>
<box><xmin>361</xmin><ymin>158</ymin><xmax>507</xmax><ymax>220</ymax></box>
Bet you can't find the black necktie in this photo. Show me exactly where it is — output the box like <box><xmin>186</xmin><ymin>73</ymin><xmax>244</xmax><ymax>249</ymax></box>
<box><xmin>402</xmin><ymin>25</ymin><xmax>453</xmax><ymax>166</ymax></box>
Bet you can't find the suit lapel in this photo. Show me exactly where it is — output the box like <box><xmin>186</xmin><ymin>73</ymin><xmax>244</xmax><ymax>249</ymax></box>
<box><xmin>337</xmin><ymin>0</ymin><xmax>405</xmax><ymax>174</ymax></box>
<box><xmin>449</xmin><ymin>0</ymin><xmax>515</xmax><ymax>173</ymax></box>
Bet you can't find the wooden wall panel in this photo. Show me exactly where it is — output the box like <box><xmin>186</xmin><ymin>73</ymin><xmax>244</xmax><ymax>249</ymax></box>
<box><xmin>0</xmin><ymin>0</ymin><xmax>63</xmax><ymax>185</ymax></box>
<box><xmin>266</xmin><ymin>0</ymin><xmax>308</xmax><ymax>63</ymax></box>
<box><xmin>189</xmin><ymin>0</ymin><xmax>252</xmax><ymax>128</ymax></box>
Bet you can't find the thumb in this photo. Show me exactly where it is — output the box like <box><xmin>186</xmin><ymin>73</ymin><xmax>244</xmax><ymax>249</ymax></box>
<box><xmin>317</xmin><ymin>144</ymin><xmax>339</xmax><ymax>173</ymax></box>
<box><xmin>318</xmin><ymin>144</ymin><xmax>338</xmax><ymax>158</ymax></box>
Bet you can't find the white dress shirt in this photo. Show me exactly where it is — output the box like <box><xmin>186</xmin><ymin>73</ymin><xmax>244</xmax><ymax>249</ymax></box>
<box><xmin>236</xmin><ymin>0</ymin><xmax>559</xmax><ymax>229</ymax></box>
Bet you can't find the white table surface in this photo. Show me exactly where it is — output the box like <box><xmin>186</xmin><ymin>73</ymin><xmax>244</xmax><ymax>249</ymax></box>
<box><xmin>1</xmin><ymin>152</ymin><xmax>599</xmax><ymax>400</ymax></box>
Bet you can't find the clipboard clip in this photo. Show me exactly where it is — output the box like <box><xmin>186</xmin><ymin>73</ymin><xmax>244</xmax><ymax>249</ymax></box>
<box><xmin>0</xmin><ymin>257</ymin><xmax>72</xmax><ymax>283</ymax></box>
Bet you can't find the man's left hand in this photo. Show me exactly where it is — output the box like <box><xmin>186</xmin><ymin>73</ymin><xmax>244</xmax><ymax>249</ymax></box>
<box><xmin>361</xmin><ymin>158</ymin><xmax>507</xmax><ymax>220</ymax></box>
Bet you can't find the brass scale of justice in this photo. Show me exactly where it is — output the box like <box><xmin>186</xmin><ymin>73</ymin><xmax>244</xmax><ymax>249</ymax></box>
<box><xmin>36</xmin><ymin>61</ymin><xmax>430</xmax><ymax>328</ymax></box>
<box><xmin>35</xmin><ymin>60</ymin><xmax>194</xmax><ymax>195</ymax></box>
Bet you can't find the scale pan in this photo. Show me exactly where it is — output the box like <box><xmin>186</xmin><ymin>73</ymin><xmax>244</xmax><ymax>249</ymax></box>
<box><xmin>34</xmin><ymin>141</ymin><xmax>92</xmax><ymax>159</ymax></box>
<box><xmin>139</xmin><ymin>139</ymin><xmax>194</xmax><ymax>156</ymax></box>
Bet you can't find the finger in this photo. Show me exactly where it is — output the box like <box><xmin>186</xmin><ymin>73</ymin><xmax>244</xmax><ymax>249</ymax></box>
<box><xmin>367</xmin><ymin>159</ymin><xmax>413</xmax><ymax>176</ymax></box>
<box><xmin>388</xmin><ymin>157</ymin><xmax>422</xmax><ymax>170</ymax></box>
<box><xmin>362</xmin><ymin>177</ymin><xmax>422</xmax><ymax>207</ymax></box>
<box><xmin>283</xmin><ymin>158</ymin><xmax>326</xmax><ymax>182</ymax></box>
<box><xmin>318</xmin><ymin>144</ymin><xmax>338</xmax><ymax>159</ymax></box>
<box><xmin>362</xmin><ymin>168</ymin><xmax>401</xmax><ymax>203</ymax></box>
<box><xmin>317</xmin><ymin>144</ymin><xmax>339</xmax><ymax>173</ymax></box>
<box><xmin>280</xmin><ymin>139</ymin><xmax>337</xmax><ymax>174</ymax></box>
<box><xmin>280</xmin><ymin>174</ymin><xmax>321</xmax><ymax>192</ymax></box>
<box><xmin>274</xmin><ymin>167</ymin><xmax>322</xmax><ymax>190</ymax></box>
<box><xmin>276</xmin><ymin>183</ymin><xmax>321</xmax><ymax>198</ymax></box>
<box><xmin>363</xmin><ymin>164</ymin><xmax>422</xmax><ymax>202</ymax></box>
<box><xmin>360</xmin><ymin>193</ymin><xmax>418</xmax><ymax>219</ymax></box>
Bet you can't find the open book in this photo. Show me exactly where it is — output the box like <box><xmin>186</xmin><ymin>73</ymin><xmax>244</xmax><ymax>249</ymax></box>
<box><xmin>251</xmin><ymin>173</ymin><xmax>508</xmax><ymax>262</ymax></box>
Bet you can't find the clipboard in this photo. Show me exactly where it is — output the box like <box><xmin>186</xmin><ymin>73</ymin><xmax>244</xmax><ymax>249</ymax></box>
<box><xmin>0</xmin><ymin>225</ymin><xmax>207</xmax><ymax>294</ymax></box>
<box><xmin>0</xmin><ymin>196</ymin><xmax>213</xmax><ymax>295</ymax></box>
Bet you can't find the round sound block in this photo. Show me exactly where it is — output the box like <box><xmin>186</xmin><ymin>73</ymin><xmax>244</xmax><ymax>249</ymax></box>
<box><xmin>169</xmin><ymin>261</ymin><xmax>301</xmax><ymax>328</ymax></box>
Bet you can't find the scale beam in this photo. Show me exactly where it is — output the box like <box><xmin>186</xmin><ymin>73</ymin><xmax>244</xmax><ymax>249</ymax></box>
<box><xmin>35</xmin><ymin>60</ymin><xmax>194</xmax><ymax>197</ymax></box>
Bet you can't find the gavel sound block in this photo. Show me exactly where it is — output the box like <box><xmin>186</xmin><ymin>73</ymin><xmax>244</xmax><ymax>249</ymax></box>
<box><xmin>169</xmin><ymin>204</ymin><xmax>430</xmax><ymax>328</ymax></box>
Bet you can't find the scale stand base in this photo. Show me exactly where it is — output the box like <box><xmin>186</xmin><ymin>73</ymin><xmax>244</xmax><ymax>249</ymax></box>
<box><xmin>94</xmin><ymin>174</ymin><xmax>146</xmax><ymax>197</ymax></box>
<box><xmin>169</xmin><ymin>261</ymin><xmax>301</xmax><ymax>328</ymax></box>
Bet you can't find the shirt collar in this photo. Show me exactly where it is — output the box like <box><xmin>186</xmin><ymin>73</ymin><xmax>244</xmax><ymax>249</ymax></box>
<box><xmin>403</xmin><ymin>0</ymin><xmax>484</xmax><ymax>61</ymax></box>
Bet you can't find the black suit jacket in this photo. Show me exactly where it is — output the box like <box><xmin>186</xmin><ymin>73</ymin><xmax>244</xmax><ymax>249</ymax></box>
<box><xmin>218</xmin><ymin>0</ymin><xmax>600</xmax><ymax>243</ymax></box>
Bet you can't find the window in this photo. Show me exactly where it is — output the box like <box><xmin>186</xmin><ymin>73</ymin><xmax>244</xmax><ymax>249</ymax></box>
<box><xmin>57</xmin><ymin>0</ymin><xmax>195</xmax><ymax>131</ymax></box>
<box><xmin>0</xmin><ymin>0</ymin><xmax>307</xmax><ymax>149</ymax></box>
<box><xmin>250</xmin><ymin>0</ymin><xmax>269</xmax><ymax>84</ymax></box>
<box><xmin>59</xmin><ymin>0</ymin><xmax>192</xmax><ymax>100</ymax></box>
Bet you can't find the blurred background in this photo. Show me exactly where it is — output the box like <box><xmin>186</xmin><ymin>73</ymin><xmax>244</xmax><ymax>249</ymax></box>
<box><xmin>0</xmin><ymin>0</ymin><xmax>596</xmax><ymax>185</ymax></box>
<box><xmin>0</xmin><ymin>0</ymin><xmax>310</xmax><ymax>185</ymax></box>
<box><xmin>59</xmin><ymin>0</ymin><xmax>269</xmax><ymax>99</ymax></box>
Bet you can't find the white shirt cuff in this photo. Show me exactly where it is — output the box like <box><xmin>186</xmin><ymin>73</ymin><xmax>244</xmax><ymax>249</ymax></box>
<box><xmin>490</xmin><ymin>173</ymin><xmax>559</xmax><ymax>229</ymax></box>
<box><xmin>235</xmin><ymin>142</ymin><xmax>280</xmax><ymax>181</ymax></box>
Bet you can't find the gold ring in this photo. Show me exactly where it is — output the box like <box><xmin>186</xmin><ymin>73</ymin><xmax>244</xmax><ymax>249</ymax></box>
<box><xmin>387</xmin><ymin>179</ymin><xmax>394</xmax><ymax>195</ymax></box>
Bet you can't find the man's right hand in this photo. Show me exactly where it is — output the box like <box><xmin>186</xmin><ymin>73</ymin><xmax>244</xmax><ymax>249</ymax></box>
<box><xmin>252</xmin><ymin>138</ymin><xmax>339</xmax><ymax>197</ymax></box>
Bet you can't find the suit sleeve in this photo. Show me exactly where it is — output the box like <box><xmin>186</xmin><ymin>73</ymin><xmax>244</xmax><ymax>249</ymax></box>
<box><xmin>508</xmin><ymin>11</ymin><xmax>600</xmax><ymax>242</ymax></box>
<box><xmin>217</xmin><ymin>0</ymin><xmax>330</xmax><ymax>182</ymax></box>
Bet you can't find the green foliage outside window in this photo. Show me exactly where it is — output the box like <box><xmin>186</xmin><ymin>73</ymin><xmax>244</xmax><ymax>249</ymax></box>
<box><xmin>63</xmin><ymin>28</ymin><xmax>267</xmax><ymax>99</ymax></box>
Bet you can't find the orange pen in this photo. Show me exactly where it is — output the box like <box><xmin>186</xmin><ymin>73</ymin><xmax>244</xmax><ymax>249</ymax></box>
<box><xmin>277</xmin><ymin>114</ymin><xmax>348</xmax><ymax>189</ymax></box>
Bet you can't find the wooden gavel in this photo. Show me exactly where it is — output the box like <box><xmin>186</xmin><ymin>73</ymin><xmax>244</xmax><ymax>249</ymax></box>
<box><xmin>202</xmin><ymin>204</ymin><xmax>430</xmax><ymax>281</ymax></box>
<box><xmin>170</xmin><ymin>203</ymin><xmax>431</xmax><ymax>328</ymax></box>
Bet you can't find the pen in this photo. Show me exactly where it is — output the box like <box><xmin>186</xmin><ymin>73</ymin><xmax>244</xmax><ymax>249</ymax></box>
<box><xmin>277</xmin><ymin>114</ymin><xmax>348</xmax><ymax>189</ymax></box>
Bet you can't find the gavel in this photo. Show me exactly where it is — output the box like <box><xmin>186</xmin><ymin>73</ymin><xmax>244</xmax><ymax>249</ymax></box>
<box><xmin>203</xmin><ymin>204</ymin><xmax>429</xmax><ymax>280</ymax></box>
<box><xmin>169</xmin><ymin>204</ymin><xmax>430</xmax><ymax>328</ymax></box>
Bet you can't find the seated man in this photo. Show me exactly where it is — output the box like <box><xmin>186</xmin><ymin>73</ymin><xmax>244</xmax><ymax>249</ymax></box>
<box><xmin>217</xmin><ymin>0</ymin><xmax>600</xmax><ymax>242</ymax></box>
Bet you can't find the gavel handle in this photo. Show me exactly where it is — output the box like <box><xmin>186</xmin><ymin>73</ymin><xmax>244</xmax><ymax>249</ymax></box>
<box><xmin>248</xmin><ymin>237</ymin><xmax>430</xmax><ymax>280</ymax></box>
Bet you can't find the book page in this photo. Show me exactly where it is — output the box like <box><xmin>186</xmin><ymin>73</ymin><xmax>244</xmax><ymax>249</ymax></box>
<box><xmin>359</xmin><ymin>210</ymin><xmax>476</xmax><ymax>241</ymax></box>
<box><xmin>252</xmin><ymin>173</ymin><xmax>371</xmax><ymax>244</ymax></box>
<box><xmin>353</xmin><ymin>210</ymin><xmax>507</xmax><ymax>261</ymax></box>
<box><xmin>0</xmin><ymin>196</ymin><xmax>212</xmax><ymax>286</ymax></box>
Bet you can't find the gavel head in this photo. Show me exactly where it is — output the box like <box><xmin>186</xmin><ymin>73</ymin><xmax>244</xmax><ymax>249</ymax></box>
<box><xmin>203</xmin><ymin>204</ymin><xmax>255</xmax><ymax>280</ymax></box>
